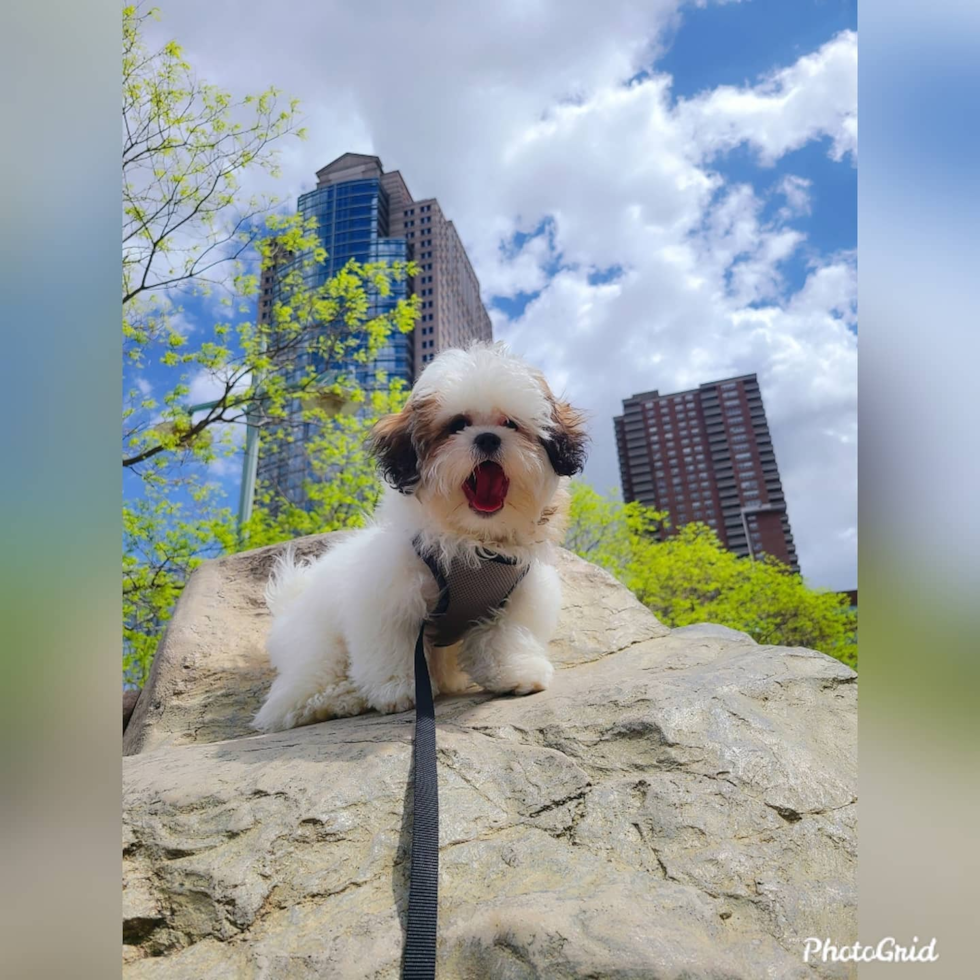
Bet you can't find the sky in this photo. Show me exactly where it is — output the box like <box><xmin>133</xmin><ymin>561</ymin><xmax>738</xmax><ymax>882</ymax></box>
<box><xmin>139</xmin><ymin>0</ymin><xmax>857</xmax><ymax>590</ymax></box>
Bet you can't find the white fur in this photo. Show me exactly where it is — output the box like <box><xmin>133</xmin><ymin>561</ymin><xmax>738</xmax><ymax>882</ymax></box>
<box><xmin>252</xmin><ymin>344</ymin><xmax>572</xmax><ymax>733</ymax></box>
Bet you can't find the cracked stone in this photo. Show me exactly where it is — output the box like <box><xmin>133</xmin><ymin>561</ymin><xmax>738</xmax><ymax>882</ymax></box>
<box><xmin>123</xmin><ymin>532</ymin><xmax>857</xmax><ymax>979</ymax></box>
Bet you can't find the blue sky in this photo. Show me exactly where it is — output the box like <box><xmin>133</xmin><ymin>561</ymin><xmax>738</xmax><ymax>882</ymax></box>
<box><xmin>137</xmin><ymin>0</ymin><xmax>858</xmax><ymax>589</ymax></box>
<box><xmin>661</xmin><ymin>0</ymin><xmax>856</xmax><ymax>99</ymax></box>
<box><xmin>665</xmin><ymin>0</ymin><xmax>856</xmax><ymax>294</ymax></box>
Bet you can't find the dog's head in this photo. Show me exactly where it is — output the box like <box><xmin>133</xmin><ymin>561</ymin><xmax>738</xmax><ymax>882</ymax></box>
<box><xmin>370</xmin><ymin>343</ymin><xmax>588</xmax><ymax>542</ymax></box>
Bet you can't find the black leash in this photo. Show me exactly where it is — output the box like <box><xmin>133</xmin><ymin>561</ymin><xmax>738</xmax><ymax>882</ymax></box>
<box><xmin>401</xmin><ymin>542</ymin><xmax>528</xmax><ymax>978</ymax></box>
<box><xmin>401</xmin><ymin>622</ymin><xmax>439</xmax><ymax>980</ymax></box>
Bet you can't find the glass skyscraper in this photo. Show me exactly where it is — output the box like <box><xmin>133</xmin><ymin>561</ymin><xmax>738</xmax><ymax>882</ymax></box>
<box><xmin>289</xmin><ymin>168</ymin><xmax>414</xmax><ymax>386</ymax></box>
<box><xmin>251</xmin><ymin>153</ymin><xmax>492</xmax><ymax>515</ymax></box>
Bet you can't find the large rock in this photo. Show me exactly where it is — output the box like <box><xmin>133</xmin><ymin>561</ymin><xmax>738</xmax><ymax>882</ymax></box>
<box><xmin>123</xmin><ymin>534</ymin><xmax>857</xmax><ymax>979</ymax></box>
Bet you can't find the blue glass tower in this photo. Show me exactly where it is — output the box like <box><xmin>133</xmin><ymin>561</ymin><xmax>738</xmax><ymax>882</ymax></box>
<box><xmin>254</xmin><ymin>155</ymin><xmax>414</xmax><ymax>511</ymax></box>
<box><xmin>293</xmin><ymin>168</ymin><xmax>414</xmax><ymax>386</ymax></box>
<box><xmin>250</xmin><ymin>152</ymin><xmax>493</xmax><ymax>517</ymax></box>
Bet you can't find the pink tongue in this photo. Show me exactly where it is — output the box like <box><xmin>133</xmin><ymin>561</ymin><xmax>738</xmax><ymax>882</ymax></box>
<box><xmin>467</xmin><ymin>462</ymin><xmax>508</xmax><ymax>512</ymax></box>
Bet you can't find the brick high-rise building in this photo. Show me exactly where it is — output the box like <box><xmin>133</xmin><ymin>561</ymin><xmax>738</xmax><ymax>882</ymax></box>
<box><xmin>251</xmin><ymin>152</ymin><xmax>492</xmax><ymax>512</ymax></box>
<box><xmin>614</xmin><ymin>375</ymin><xmax>799</xmax><ymax>571</ymax></box>
<box><xmin>378</xmin><ymin>161</ymin><xmax>493</xmax><ymax>369</ymax></box>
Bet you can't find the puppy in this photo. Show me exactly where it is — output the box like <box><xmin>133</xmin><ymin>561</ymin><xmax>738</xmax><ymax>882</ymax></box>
<box><xmin>253</xmin><ymin>343</ymin><xmax>588</xmax><ymax>732</ymax></box>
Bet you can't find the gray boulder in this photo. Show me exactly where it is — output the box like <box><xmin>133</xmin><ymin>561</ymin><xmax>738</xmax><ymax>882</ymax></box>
<box><xmin>123</xmin><ymin>533</ymin><xmax>857</xmax><ymax>979</ymax></box>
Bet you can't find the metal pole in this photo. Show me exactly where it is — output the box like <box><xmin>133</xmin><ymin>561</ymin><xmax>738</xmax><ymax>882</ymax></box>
<box><xmin>740</xmin><ymin>507</ymin><xmax>755</xmax><ymax>560</ymax></box>
<box><xmin>185</xmin><ymin>396</ymin><xmax>259</xmax><ymax>542</ymax></box>
<box><xmin>237</xmin><ymin>414</ymin><xmax>259</xmax><ymax>542</ymax></box>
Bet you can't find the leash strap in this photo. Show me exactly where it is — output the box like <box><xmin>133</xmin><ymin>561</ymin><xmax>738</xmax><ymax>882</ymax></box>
<box><xmin>401</xmin><ymin>541</ymin><xmax>527</xmax><ymax>978</ymax></box>
<box><xmin>401</xmin><ymin>623</ymin><xmax>439</xmax><ymax>980</ymax></box>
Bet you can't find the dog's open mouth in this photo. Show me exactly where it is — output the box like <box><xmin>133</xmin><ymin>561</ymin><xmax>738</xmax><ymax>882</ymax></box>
<box><xmin>462</xmin><ymin>461</ymin><xmax>509</xmax><ymax>514</ymax></box>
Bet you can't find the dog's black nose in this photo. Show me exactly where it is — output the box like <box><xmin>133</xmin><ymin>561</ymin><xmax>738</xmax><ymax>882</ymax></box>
<box><xmin>474</xmin><ymin>431</ymin><xmax>501</xmax><ymax>454</ymax></box>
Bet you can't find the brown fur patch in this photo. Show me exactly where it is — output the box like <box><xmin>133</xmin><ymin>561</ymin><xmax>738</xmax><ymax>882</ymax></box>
<box><xmin>408</xmin><ymin>393</ymin><xmax>444</xmax><ymax>457</ymax></box>
<box><xmin>369</xmin><ymin>405</ymin><xmax>419</xmax><ymax>491</ymax></box>
<box><xmin>541</xmin><ymin>385</ymin><xmax>589</xmax><ymax>477</ymax></box>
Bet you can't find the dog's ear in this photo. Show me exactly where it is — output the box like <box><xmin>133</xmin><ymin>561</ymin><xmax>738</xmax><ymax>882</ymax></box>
<box><xmin>369</xmin><ymin>407</ymin><xmax>419</xmax><ymax>492</ymax></box>
<box><xmin>542</xmin><ymin>398</ymin><xmax>589</xmax><ymax>476</ymax></box>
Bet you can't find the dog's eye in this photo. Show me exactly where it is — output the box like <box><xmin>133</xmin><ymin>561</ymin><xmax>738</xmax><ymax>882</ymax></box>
<box><xmin>447</xmin><ymin>415</ymin><xmax>471</xmax><ymax>435</ymax></box>
<box><xmin>502</xmin><ymin>418</ymin><xmax>519</xmax><ymax>431</ymax></box>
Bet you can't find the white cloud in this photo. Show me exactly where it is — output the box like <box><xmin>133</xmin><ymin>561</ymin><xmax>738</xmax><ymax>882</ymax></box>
<box><xmin>678</xmin><ymin>30</ymin><xmax>858</xmax><ymax>165</ymax></box>
<box><xmin>187</xmin><ymin>368</ymin><xmax>251</xmax><ymax>413</ymax></box>
<box><xmin>143</xmin><ymin>2</ymin><xmax>857</xmax><ymax>588</ymax></box>
<box><xmin>775</xmin><ymin>174</ymin><xmax>813</xmax><ymax>220</ymax></box>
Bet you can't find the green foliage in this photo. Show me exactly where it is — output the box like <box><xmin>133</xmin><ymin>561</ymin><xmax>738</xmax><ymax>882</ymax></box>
<box><xmin>565</xmin><ymin>482</ymin><xmax>857</xmax><ymax>668</ymax></box>
<box><xmin>122</xmin><ymin>481</ymin><xmax>236</xmax><ymax>686</ymax></box>
<box><xmin>123</xmin><ymin>2</ymin><xmax>305</xmax><ymax>309</ymax></box>
<box><xmin>121</xmin><ymin>5</ymin><xmax>418</xmax><ymax>685</ymax></box>
<box><xmin>236</xmin><ymin>381</ymin><xmax>410</xmax><ymax>551</ymax></box>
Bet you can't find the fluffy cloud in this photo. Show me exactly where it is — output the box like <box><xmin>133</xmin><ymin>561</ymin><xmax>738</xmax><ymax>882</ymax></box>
<box><xmin>678</xmin><ymin>30</ymin><xmax>858</xmax><ymax>164</ymax></box>
<box><xmin>146</xmin><ymin>1</ymin><xmax>857</xmax><ymax>588</ymax></box>
<box><xmin>775</xmin><ymin>175</ymin><xmax>813</xmax><ymax>220</ymax></box>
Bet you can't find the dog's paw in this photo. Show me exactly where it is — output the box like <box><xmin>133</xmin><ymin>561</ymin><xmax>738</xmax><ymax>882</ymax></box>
<box><xmin>505</xmin><ymin>656</ymin><xmax>555</xmax><ymax>696</ymax></box>
<box><xmin>368</xmin><ymin>681</ymin><xmax>416</xmax><ymax>715</ymax></box>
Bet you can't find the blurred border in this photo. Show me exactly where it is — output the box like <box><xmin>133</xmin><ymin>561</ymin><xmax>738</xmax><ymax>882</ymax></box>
<box><xmin>859</xmin><ymin>1</ymin><xmax>980</xmax><ymax>976</ymax></box>
<box><xmin>0</xmin><ymin>2</ymin><xmax>121</xmax><ymax>978</ymax></box>
<box><xmin>2</xmin><ymin>1</ymin><xmax>979</xmax><ymax>977</ymax></box>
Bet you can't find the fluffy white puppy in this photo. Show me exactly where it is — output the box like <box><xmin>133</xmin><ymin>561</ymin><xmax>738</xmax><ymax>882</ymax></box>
<box><xmin>253</xmin><ymin>342</ymin><xmax>588</xmax><ymax>732</ymax></box>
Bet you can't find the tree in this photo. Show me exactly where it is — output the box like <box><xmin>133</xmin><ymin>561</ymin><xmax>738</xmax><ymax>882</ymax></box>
<box><xmin>123</xmin><ymin>2</ymin><xmax>303</xmax><ymax>308</ymax></box>
<box><xmin>236</xmin><ymin>381</ymin><xmax>410</xmax><ymax>550</ymax></box>
<box><xmin>121</xmin><ymin>5</ymin><xmax>419</xmax><ymax>684</ymax></box>
<box><xmin>122</xmin><ymin>385</ymin><xmax>405</xmax><ymax>686</ymax></box>
<box><xmin>123</xmin><ymin>482</ymin><xmax>236</xmax><ymax>687</ymax></box>
<box><xmin>122</xmin><ymin>4</ymin><xmax>419</xmax><ymax>482</ymax></box>
<box><xmin>565</xmin><ymin>482</ymin><xmax>857</xmax><ymax>668</ymax></box>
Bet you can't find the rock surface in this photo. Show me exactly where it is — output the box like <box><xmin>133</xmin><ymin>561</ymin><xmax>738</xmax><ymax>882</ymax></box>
<box><xmin>123</xmin><ymin>533</ymin><xmax>857</xmax><ymax>979</ymax></box>
<box><xmin>124</xmin><ymin>688</ymin><xmax>141</xmax><ymax>732</ymax></box>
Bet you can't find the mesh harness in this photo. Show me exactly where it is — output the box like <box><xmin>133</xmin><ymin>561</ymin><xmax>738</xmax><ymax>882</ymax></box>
<box><xmin>401</xmin><ymin>540</ymin><xmax>529</xmax><ymax>979</ymax></box>
<box><xmin>416</xmin><ymin>541</ymin><xmax>530</xmax><ymax>648</ymax></box>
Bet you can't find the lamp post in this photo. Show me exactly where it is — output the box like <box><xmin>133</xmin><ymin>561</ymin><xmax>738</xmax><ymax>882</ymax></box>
<box><xmin>182</xmin><ymin>397</ymin><xmax>258</xmax><ymax>541</ymax></box>
<box><xmin>186</xmin><ymin>369</ymin><xmax>354</xmax><ymax>545</ymax></box>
